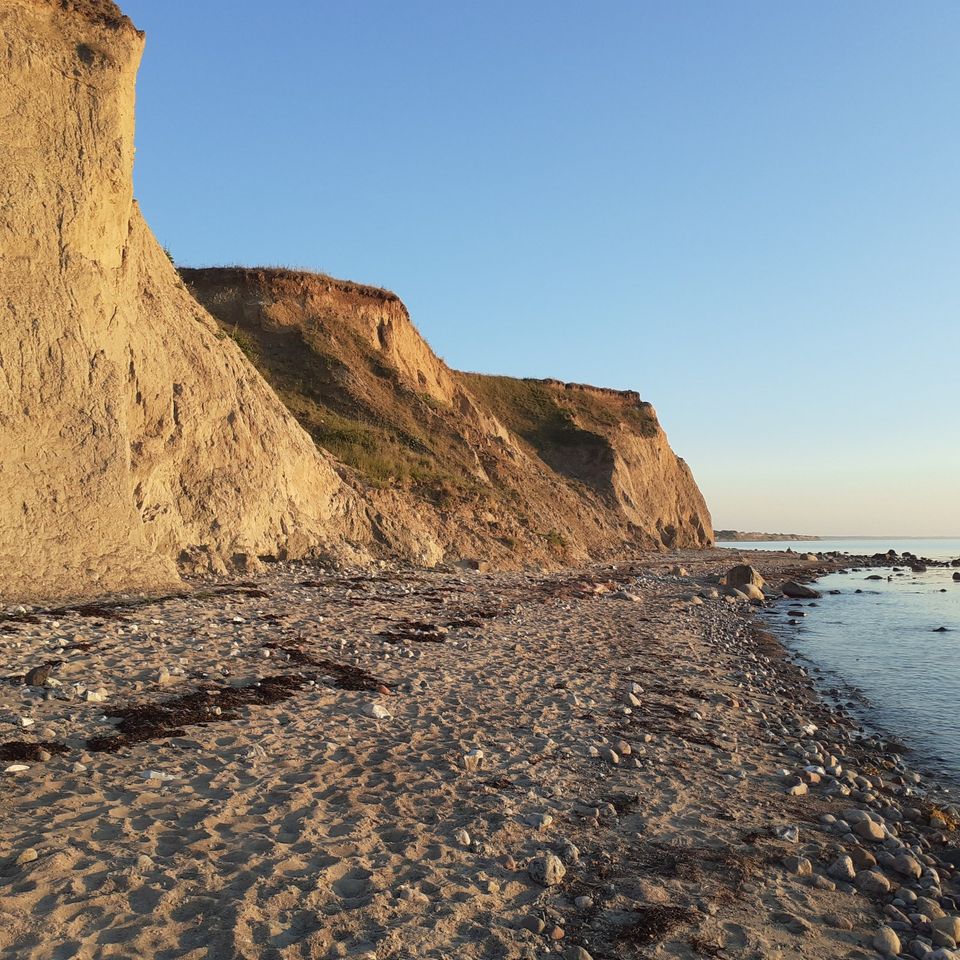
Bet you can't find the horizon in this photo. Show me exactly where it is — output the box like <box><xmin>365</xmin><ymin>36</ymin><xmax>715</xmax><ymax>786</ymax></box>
<box><xmin>124</xmin><ymin>0</ymin><xmax>960</xmax><ymax>537</ymax></box>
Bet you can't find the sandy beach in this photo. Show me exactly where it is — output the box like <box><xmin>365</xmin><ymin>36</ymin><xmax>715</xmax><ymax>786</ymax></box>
<box><xmin>1</xmin><ymin>550</ymin><xmax>957</xmax><ymax>960</ymax></box>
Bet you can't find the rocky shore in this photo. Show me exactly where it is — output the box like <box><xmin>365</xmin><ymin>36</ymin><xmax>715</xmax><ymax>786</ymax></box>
<box><xmin>0</xmin><ymin>549</ymin><xmax>958</xmax><ymax>959</ymax></box>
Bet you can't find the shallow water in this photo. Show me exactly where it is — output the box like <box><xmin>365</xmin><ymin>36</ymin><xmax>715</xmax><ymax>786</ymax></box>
<box><xmin>759</xmin><ymin>559</ymin><xmax>960</xmax><ymax>783</ymax></box>
<box><xmin>718</xmin><ymin>536</ymin><xmax>960</xmax><ymax>562</ymax></box>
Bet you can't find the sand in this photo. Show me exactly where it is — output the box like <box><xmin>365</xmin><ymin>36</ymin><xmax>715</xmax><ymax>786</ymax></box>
<box><xmin>0</xmin><ymin>550</ymin><xmax>957</xmax><ymax>959</ymax></box>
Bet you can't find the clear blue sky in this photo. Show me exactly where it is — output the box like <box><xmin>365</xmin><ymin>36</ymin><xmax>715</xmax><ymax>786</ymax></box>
<box><xmin>125</xmin><ymin>1</ymin><xmax>960</xmax><ymax>537</ymax></box>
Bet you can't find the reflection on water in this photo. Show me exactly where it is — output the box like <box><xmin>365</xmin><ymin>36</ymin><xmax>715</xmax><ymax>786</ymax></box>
<box><xmin>762</xmin><ymin>564</ymin><xmax>960</xmax><ymax>782</ymax></box>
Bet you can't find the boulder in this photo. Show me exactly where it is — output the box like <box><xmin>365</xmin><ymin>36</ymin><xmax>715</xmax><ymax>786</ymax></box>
<box><xmin>782</xmin><ymin>581</ymin><xmax>822</xmax><ymax>599</ymax></box>
<box><xmin>726</xmin><ymin>564</ymin><xmax>765</xmax><ymax>590</ymax></box>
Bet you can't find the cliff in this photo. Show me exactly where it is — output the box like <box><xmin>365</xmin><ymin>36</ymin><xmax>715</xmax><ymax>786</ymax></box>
<box><xmin>0</xmin><ymin>0</ymin><xmax>371</xmax><ymax>602</ymax></box>
<box><xmin>0</xmin><ymin>0</ymin><xmax>711</xmax><ymax>603</ymax></box>
<box><xmin>182</xmin><ymin>268</ymin><xmax>713</xmax><ymax>566</ymax></box>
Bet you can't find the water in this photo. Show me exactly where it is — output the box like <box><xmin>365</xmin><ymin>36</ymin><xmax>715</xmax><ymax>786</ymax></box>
<box><xmin>749</xmin><ymin>542</ymin><xmax>960</xmax><ymax>785</ymax></box>
<box><xmin>717</xmin><ymin>536</ymin><xmax>960</xmax><ymax>562</ymax></box>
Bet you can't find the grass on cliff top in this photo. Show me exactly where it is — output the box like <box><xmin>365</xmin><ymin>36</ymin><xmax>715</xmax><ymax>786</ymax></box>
<box><xmin>461</xmin><ymin>374</ymin><xmax>660</xmax><ymax>447</ymax></box>
<box><xmin>213</xmin><ymin>316</ymin><xmax>483</xmax><ymax>502</ymax></box>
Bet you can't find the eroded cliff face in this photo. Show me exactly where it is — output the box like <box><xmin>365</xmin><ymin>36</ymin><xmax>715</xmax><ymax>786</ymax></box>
<box><xmin>0</xmin><ymin>1</ymin><xmax>370</xmax><ymax>601</ymax></box>
<box><xmin>184</xmin><ymin>268</ymin><xmax>713</xmax><ymax>566</ymax></box>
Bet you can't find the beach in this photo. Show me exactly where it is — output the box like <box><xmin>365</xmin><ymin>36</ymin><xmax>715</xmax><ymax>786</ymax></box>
<box><xmin>2</xmin><ymin>550</ymin><xmax>958</xmax><ymax>960</ymax></box>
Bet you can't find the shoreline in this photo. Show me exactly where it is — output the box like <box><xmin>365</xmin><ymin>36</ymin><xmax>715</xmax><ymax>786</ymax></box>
<box><xmin>0</xmin><ymin>550</ymin><xmax>958</xmax><ymax>959</ymax></box>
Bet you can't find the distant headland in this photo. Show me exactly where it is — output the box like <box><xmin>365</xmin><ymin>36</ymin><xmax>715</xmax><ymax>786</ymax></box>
<box><xmin>714</xmin><ymin>530</ymin><xmax>820</xmax><ymax>542</ymax></box>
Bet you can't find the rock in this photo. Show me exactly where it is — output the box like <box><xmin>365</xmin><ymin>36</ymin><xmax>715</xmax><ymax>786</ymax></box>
<box><xmin>462</xmin><ymin>749</ymin><xmax>483</xmax><ymax>772</ymax></box>
<box><xmin>598</xmin><ymin>747</ymin><xmax>619</xmax><ymax>765</ymax></box>
<box><xmin>893</xmin><ymin>853</ymin><xmax>923</xmax><ymax>879</ymax></box>
<box><xmin>782</xmin><ymin>581</ymin><xmax>822</xmax><ymax>599</ymax></box>
<box><xmin>850</xmin><ymin>847</ymin><xmax>878</xmax><ymax>870</ymax></box>
<box><xmin>574</xmin><ymin>895</ymin><xmax>593</xmax><ymax>910</ymax></box>
<box><xmin>564</xmin><ymin>949</ymin><xmax>593</xmax><ymax>960</ymax></box>
<box><xmin>856</xmin><ymin>870</ymin><xmax>893</xmax><ymax>896</ymax></box>
<box><xmin>16</xmin><ymin>848</ymin><xmax>38</xmax><ymax>865</ymax></box>
<box><xmin>140</xmin><ymin>770</ymin><xmax>174</xmax><ymax>781</ymax></box>
<box><xmin>671</xmin><ymin>565</ymin><xmax>689</xmax><ymax>577</ymax></box>
<box><xmin>528</xmin><ymin>853</ymin><xmax>566</xmax><ymax>886</ymax></box>
<box><xmin>784</xmin><ymin>855</ymin><xmax>813</xmax><ymax>876</ymax></box>
<box><xmin>361</xmin><ymin>702</ymin><xmax>391</xmax><ymax>720</ymax></box>
<box><xmin>23</xmin><ymin>664</ymin><xmax>51</xmax><ymax>687</ymax></box>
<box><xmin>932</xmin><ymin>918</ymin><xmax>960</xmax><ymax>942</ymax></box>
<box><xmin>855</xmin><ymin>818</ymin><xmax>886</xmax><ymax>842</ymax></box>
<box><xmin>453</xmin><ymin>829</ymin><xmax>471</xmax><ymax>847</ymax></box>
<box><xmin>556</xmin><ymin>839</ymin><xmax>580</xmax><ymax>864</ymax></box>
<box><xmin>135</xmin><ymin>854</ymin><xmax>154</xmax><ymax>871</ymax></box>
<box><xmin>521</xmin><ymin>916</ymin><xmax>545</xmax><ymax>935</ymax></box>
<box><xmin>786</xmin><ymin>781</ymin><xmax>808</xmax><ymax>797</ymax></box>
<box><xmin>741</xmin><ymin>583</ymin><xmax>765</xmax><ymax>602</ymax></box>
<box><xmin>526</xmin><ymin>813</ymin><xmax>553</xmax><ymax>830</ymax></box>
<box><xmin>828</xmin><ymin>855</ymin><xmax>857</xmax><ymax>882</ymax></box>
<box><xmin>624</xmin><ymin>691</ymin><xmax>642</xmax><ymax>708</ymax></box>
<box><xmin>917</xmin><ymin>897</ymin><xmax>947</xmax><ymax>920</ymax></box>
<box><xmin>726</xmin><ymin>564</ymin><xmax>765</xmax><ymax>590</ymax></box>
<box><xmin>84</xmin><ymin>689</ymin><xmax>107</xmax><ymax>703</ymax></box>
<box><xmin>4</xmin><ymin>764</ymin><xmax>30</xmax><ymax>774</ymax></box>
<box><xmin>873</xmin><ymin>926</ymin><xmax>901</xmax><ymax>956</ymax></box>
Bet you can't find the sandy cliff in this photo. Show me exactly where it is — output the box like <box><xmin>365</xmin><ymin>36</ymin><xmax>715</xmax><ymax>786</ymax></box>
<box><xmin>183</xmin><ymin>268</ymin><xmax>713</xmax><ymax>566</ymax></box>
<box><xmin>0</xmin><ymin>0</ymin><xmax>370</xmax><ymax>602</ymax></box>
<box><xmin>0</xmin><ymin>0</ymin><xmax>711</xmax><ymax>603</ymax></box>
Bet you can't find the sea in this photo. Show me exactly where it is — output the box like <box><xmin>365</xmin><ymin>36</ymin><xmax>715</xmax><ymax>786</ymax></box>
<box><xmin>717</xmin><ymin>537</ymin><xmax>960</xmax><ymax>788</ymax></box>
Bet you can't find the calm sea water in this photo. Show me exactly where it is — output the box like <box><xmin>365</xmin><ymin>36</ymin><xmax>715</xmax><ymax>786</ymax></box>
<box><xmin>717</xmin><ymin>536</ymin><xmax>960</xmax><ymax>561</ymax></box>
<box><xmin>738</xmin><ymin>538</ymin><xmax>960</xmax><ymax>784</ymax></box>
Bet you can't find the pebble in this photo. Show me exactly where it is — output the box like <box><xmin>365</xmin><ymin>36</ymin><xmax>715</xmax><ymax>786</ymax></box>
<box><xmin>873</xmin><ymin>926</ymin><xmax>901</xmax><ymax>956</ymax></box>
<box><xmin>856</xmin><ymin>870</ymin><xmax>893</xmax><ymax>896</ymax></box>
<box><xmin>16</xmin><ymin>848</ymin><xmax>38</xmax><ymax>865</ymax></box>
<box><xmin>453</xmin><ymin>829</ymin><xmax>471</xmax><ymax>847</ymax></box>
<box><xmin>563</xmin><ymin>948</ymin><xmax>593</xmax><ymax>960</ymax></box>
<box><xmin>521</xmin><ymin>916</ymin><xmax>545</xmax><ymax>935</ymax></box>
<box><xmin>784</xmin><ymin>855</ymin><xmax>812</xmax><ymax>876</ymax></box>
<box><xmin>828</xmin><ymin>855</ymin><xmax>857</xmax><ymax>882</ymax></box>
<box><xmin>462</xmin><ymin>749</ymin><xmax>483</xmax><ymax>772</ymax></box>
<box><xmin>528</xmin><ymin>853</ymin><xmax>566</xmax><ymax>886</ymax></box>
<box><xmin>361</xmin><ymin>702</ymin><xmax>391</xmax><ymax>720</ymax></box>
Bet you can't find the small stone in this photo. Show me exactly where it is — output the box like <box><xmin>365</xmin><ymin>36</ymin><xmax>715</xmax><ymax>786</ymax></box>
<box><xmin>548</xmin><ymin>926</ymin><xmax>565</xmax><ymax>941</ymax></box>
<box><xmin>873</xmin><ymin>926</ymin><xmax>901</xmax><ymax>956</ymax></box>
<box><xmin>462</xmin><ymin>749</ymin><xmax>483</xmax><ymax>772</ymax></box>
<box><xmin>784</xmin><ymin>855</ymin><xmax>812</xmax><ymax>876</ymax></box>
<box><xmin>135</xmin><ymin>854</ymin><xmax>154</xmax><ymax>871</ymax></box>
<box><xmin>856</xmin><ymin>870</ymin><xmax>893</xmax><ymax>896</ymax></box>
<box><xmin>526</xmin><ymin>813</ymin><xmax>553</xmax><ymax>830</ymax></box>
<box><xmin>932</xmin><ymin>917</ymin><xmax>960</xmax><ymax>942</ymax></box>
<box><xmin>556</xmin><ymin>839</ymin><xmax>580</xmax><ymax>864</ymax></box>
<box><xmin>564</xmin><ymin>948</ymin><xmax>594</xmax><ymax>960</ymax></box>
<box><xmin>599</xmin><ymin>747</ymin><xmax>619</xmax><ymax>765</ymax></box>
<box><xmin>453</xmin><ymin>829</ymin><xmax>471</xmax><ymax>847</ymax></box>
<box><xmin>828</xmin><ymin>855</ymin><xmax>856</xmax><ymax>882</ymax></box>
<box><xmin>16</xmin><ymin>848</ymin><xmax>38</xmax><ymax>865</ymax></box>
<box><xmin>361</xmin><ymin>702</ymin><xmax>391</xmax><ymax>720</ymax></box>
<box><xmin>893</xmin><ymin>854</ymin><xmax>923</xmax><ymax>879</ymax></box>
<box><xmin>574</xmin><ymin>895</ymin><xmax>594</xmax><ymax>910</ymax></box>
<box><xmin>855</xmin><ymin>818</ymin><xmax>886</xmax><ymax>842</ymax></box>
<box><xmin>528</xmin><ymin>853</ymin><xmax>565</xmax><ymax>886</ymax></box>
<box><xmin>787</xmin><ymin>782</ymin><xmax>808</xmax><ymax>797</ymax></box>
<box><xmin>521</xmin><ymin>916</ymin><xmax>545</xmax><ymax>934</ymax></box>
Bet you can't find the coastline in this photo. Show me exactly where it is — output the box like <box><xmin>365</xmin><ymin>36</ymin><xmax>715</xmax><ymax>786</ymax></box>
<box><xmin>0</xmin><ymin>551</ymin><xmax>957</xmax><ymax>959</ymax></box>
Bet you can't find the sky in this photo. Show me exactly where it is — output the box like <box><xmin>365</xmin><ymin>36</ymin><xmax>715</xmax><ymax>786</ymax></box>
<box><xmin>123</xmin><ymin>1</ymin><xmax>960</xmax><ymax>537</ymax></box>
